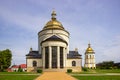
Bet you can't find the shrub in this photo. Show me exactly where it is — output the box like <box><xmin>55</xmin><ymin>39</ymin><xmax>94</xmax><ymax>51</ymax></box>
<box><xmin>37</xmin><ymin>69</ymin><xmax>42</xmax><ymax>73</ymax></box>
<box><xmin>18</xmin><ymin>68</ymin><xmax>23</xmax><ymax>72</ymax></box>
<box><xmin>0</xmin><ymin>69</ymin><xmax>4</xmax><ymax>72</ymax></box>
<box><xmin>82</xmin><ymin>67</ymin><xmax>88</xmax><ymax>71</ymax></box>
<box><xmin>14</xmin><ymin>70</ymin><xmax>16</xmax><ymax>72</ymax></box>
<box><xmin>67</xmin><ymin>69</ymin><xmax>72</xmax><ymax>73</ymax></box>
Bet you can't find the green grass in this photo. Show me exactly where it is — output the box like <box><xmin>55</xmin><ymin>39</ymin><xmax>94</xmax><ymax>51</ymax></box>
<box><xmin>72</xmin><ymin>69</ymin><xmax>120</xmax><ymax>74</ymax></box>
<box><xmin>73</xmin><ymin>75</ymin><xmax>120</xmax><ymax>80</ymax></box>
<box><xmin>0</xmin><ymin>75</ymin><xmax>39</xmax><ymax>80</ymax></box>
<box><xmin>0</xmin><ymin>72</ymin><xmax>32</xmax><ymax>74</ymax></box>
<box><xmin>0</xmin><ymin>72</ymin><xmax>40</xmax><ymax>80</ymax></box>
<box><xmin>96</xmin><ymin>69</ymin><xmax>120</xmax><ymax>73</ymax></box>
<box><xmin>71</xmin><ymin>69</ymin><xmax>120</xmax><ymax>80</ymax></box>
<box><xmin>0</xmin><ymin>69</ymin><xmax>120</xmax><ymax>80</ymax></box>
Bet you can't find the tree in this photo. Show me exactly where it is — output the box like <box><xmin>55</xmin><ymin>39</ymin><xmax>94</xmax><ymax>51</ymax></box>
<box><xmin>0</xmin><ymin>49</ymin><xmax>12</xmax><ymax>71</ymax></box>
<box><xmin>96</xmin><ymin>61</ymin><xmax>114</xmax><ymax>69</ymax></box>
<box><xmin>114</xmin><ymin>63</ymin><xmax>120</xmax><ymax>69</ymax></box>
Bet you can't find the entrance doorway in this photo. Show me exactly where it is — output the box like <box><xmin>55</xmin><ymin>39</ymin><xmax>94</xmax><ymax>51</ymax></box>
<box><xmin>52</xmin><ymin>46</ymin><xmax>57</xmax><ymax>68</ymax></box>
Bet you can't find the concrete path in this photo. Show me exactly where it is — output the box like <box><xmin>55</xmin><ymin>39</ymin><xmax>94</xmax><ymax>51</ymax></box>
<box><xmin>35</xmin><ymin>72</ymin><xmax>77</xmax><ymax>80</ymax></box>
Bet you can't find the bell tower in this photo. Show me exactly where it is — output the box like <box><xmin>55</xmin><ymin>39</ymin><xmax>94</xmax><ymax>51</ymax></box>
<box><xmin>84</xmin><ymin>43</ymin><xmax>96</xmax><ymax>69</ymax></box>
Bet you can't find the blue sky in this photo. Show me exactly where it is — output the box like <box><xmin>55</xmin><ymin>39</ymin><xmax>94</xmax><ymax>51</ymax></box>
<box><xmin>0</xmin><ymin>0</ymin><xmax>120</xmax><ymax>65</ymax></box>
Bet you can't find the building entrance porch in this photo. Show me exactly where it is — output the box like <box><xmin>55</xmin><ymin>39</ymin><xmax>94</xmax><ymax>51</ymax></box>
<box><xmin>43</xmin><ymin>46</ymin><xmax>65</xmax><ymax>69</ymax></box>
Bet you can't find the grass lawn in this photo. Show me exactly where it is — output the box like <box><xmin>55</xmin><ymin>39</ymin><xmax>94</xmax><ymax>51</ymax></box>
<box><xmin>96</xmin><ymin>69</ymin><xmax>120</xmax><ymax>73</ymax></box>
<box><xmin>0</xmin><ymin>72</ymin><xmax>33</xmax><ymax>74</ymax></box>
<box><xmin>0</xmin><ymin>75</ymin><xmax>39</xmax><ymax>80</ymax></box>
<box><xmin>0</xmin><ymin>72</ymin><xmax>40</xmax><ymax>80</ymax></box>
<box><xmin>72</xmin><ymin>69</ymin><xmax>120</xmax><ymax>74</ymax></box>
<box><xmin>73</xmin><ymin>75</ymin><xmax>120</xmax><ymax>80</ymax></box>
<box><xmin>0</xmin><ymin>69</ymin><xmax>120</xmax><ymax>80</ymax></box>
<box><xmin>71</xmin><ymin>69</ymin><xmax>120</xmax><ymax>80</ymax></box>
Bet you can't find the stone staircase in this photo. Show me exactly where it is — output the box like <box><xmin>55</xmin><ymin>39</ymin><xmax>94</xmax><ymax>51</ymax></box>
<box><xmin>43</xmin><ymin>68</ymin><xmax>66</xmax><ymax>72</ymax></box>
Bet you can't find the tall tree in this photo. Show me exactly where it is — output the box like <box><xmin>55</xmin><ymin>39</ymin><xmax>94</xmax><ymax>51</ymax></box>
<box><xmin>96</xmin><ymin>61</ymin><xmax>114</xmax><ymax>69</ymax></box>
<box><xmin>0</xmin><ymin>49</ymin><xmax>12</xmax><ymax>71</ymax></box>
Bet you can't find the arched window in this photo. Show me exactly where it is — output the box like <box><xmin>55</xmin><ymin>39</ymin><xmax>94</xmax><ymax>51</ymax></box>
<box><xmin>86</xmin><ymin>55</ymin><xmax>88</xmax><ymax>59</ymax></box>
<box><xmin>33</xmin><ymin>61</ymin><xmax>37</xmax><ymax>67</ymax></box>
<box><xmin>90</xmin><ymin>55</ymin><xmax>91</xmax><ymax>58</ymax></box>
<box><xmin>72</xmin><ymin>61</ymin><xmax>76</xmax><ymax>66</ymax></box>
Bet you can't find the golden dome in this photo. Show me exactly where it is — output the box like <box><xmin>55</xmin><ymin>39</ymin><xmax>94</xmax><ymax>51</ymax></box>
<box><xmin>85</xmin><ymin>43</ymin><xmax>94</xmax><ymax>53</ymax></box>
<box><xmin>43</xmin><ymin>10</ymin><xmax>64</xmax><ymax>30</ymax></box>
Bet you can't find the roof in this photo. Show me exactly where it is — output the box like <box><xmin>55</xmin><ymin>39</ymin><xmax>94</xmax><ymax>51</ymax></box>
<box><xmin>11</xmin><ymin>65</ymin><xmax>19</xmax><ymax>68</ymax></box>
<box><xmin>26</xmin><ymin>49</ymin><xmax>82</xmax><ymax>59</ymax></box>
<box><xmin>11</xmin><ymin>64</ymin><xmax>26</xmax><ymax>68</ymax></box>
<box><xmin>85</xmin><ymin>43</ymin><xmax>95</xmax><ymax>54</ymax></box>
<box><xmin>67</xmin><ymin>51</ymin><xmax>82</xmax><ymax>59</ymax></box>
<box><xmin>26</xmin><ymin>51</ymin><xmax>41</xmax><ymax>59</ymax></box>
<box><xmin>41</xmin><ymin>35</ymin><xmax>68</xmax><ymax>45</ymax></box>
<box><xmin>43</xmin><ymin>10</ymin><xmax>64</xmax><ymax>30</ymax></box>
<box><xmin>19</xmin><ymin>64</ymin><xmax>26</xmax><ymax>68</ymax></box>
<box><xmin>7</xmin><ymin>68</ymin><xmax>12</xmax><ymax>72</ymax></box>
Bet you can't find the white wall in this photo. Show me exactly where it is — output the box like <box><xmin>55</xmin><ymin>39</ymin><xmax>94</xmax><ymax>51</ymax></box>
<box><xmin>66</xmin><ymin>59</ymin><xmax>82</xmax><ymax>67</ymax></box>
<box><xmin>38</xmin><ymin>29</ymin><xmax>69</xmax><ymax>54</ymax></box>
<box><xmin>27</xmin><ymin>59</ymin><xmax>42</xmax><ymax>67</ymax></box>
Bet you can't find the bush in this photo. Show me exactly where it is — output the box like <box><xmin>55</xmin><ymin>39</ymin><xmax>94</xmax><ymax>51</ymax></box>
<box><xmin>18</xmin><ymin>68</ymin><xmax>23</xmax><ymax>72</ymax></box>
<box><xmin>0</xmin><ymin>69</ymin><xmax>4</xmax><ymax>72</ymax></box>
<box><xmin>14</xmin><ymin>70</ymin><xmax>16</xmax><ymax>72</ymax></box>
<box><xmin>82</xmin><ymin>67</ymin><xmax>88</xmax><ymax>71</ymax></box>
<box><xmin>37</xmin><ymin>69</ymin><xmax>42</xmax><ymax>73</ymax></box>
<box><xmin>67</xmin><ymin>69</ymin><xmax>72</xmax><ymax>73</ymax></box>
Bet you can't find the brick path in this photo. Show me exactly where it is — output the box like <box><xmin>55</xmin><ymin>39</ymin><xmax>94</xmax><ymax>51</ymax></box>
<box><xmin>35</xmin><ymin>72</ymin><xmax>77</xmax><ymax>80</ymax></box>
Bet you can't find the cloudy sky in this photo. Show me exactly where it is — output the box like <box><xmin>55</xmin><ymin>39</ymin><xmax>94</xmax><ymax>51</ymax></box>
<box><xmin>0</xmin><ymin>0</ymin><xmax>120</xmax><ymax>65</ymax></box>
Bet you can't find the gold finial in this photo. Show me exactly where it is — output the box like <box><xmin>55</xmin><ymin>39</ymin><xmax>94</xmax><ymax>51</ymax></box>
<box><xmin>51</xmin><ymin>9</ymin><xmax>57</xmax><ymax>20</ymax></box>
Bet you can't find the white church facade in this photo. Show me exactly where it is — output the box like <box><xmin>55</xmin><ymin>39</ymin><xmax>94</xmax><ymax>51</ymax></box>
<box><xmin>26</xmin><ymin>11</ymin><xmax>95</xmax><ymax>72</ymax></box>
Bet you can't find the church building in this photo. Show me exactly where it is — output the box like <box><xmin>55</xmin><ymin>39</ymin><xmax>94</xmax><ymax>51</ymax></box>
<box><xmin>26</xmin><ymin>11</ymin><xmax>95</xmax><ymax>72</ymax></box>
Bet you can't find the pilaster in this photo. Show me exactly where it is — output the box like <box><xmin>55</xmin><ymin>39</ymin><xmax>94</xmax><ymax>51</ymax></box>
<box><xmin>49</xmin><ymin>46</ymin><xmax>52</xmax><ymax>69</ymax></box>
<box><xmin>57</xmin><ymin>46</ymin><xmax>60</xmax><ymax>68</ymax></box>
<box><xmin>42</xmin><ymin>47</ymin><xmax>45</xmax><ymax>69</ymax></box>
<box><xmin>63</xmin><ymin>47</ymin><xmax>66</xmax><ymax>68</ymax></box>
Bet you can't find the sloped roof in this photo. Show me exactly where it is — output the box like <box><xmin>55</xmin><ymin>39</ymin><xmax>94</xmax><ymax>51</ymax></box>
<box><xmin>19</xmin><ymin>64</ymin><xmax>26</xmax><ymax>68</ymax></box>
<box><xmin>11</xmin><ymin>65</ymin><xmax>19</xmax><ymax>68</ymax></box>
<box><xmin>11</xmin><ymin>64</ymin><xmax>26</xmax><ymax>68</ymax></box>
<box><xmin>41</xmin><ymin>35</ymin><xmax>68</xmax><ymax>45</ymax></box>
<box><xmin>26</xmin><ymin>51</ymin><xmax>41</xmax><ymax>59</ymax></box>
<box><xmin>67</xmin><ymin>51</ymin><xmax>82</xmax><ymax>59</ymax></box>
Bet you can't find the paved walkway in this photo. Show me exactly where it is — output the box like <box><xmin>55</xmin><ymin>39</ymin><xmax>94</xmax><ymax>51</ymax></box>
<box><xmin>35</xmin><ymin>72</ymin><xmax>77</xmax><ymax>80</ymax></box>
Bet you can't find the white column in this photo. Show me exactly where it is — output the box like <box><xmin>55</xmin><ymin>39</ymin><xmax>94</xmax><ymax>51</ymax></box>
<box><xmin>42</xmin><ymin>47</ymin><xmax>45</xmax><ymax>69</ymax></box>
<box><xmin>49</xmin><ymin>46</ymin><xmax>52</xmax><ymax>69</ymax></box>
<box><xmin>63</xmin><ymin>47</ymin><xmax>66</xmax><ymax>68</ymax></box>
<box><xmin>57</xmin><ymin>46</ymin><xmax>60</xmax><ymax>68</ymax></box>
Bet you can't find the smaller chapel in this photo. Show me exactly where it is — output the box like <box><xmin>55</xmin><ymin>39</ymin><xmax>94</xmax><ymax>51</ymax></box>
<box><xmin>26</xmin><ymin>11</ymin><xmax>95</xmax><ymax>72</ymax></box>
